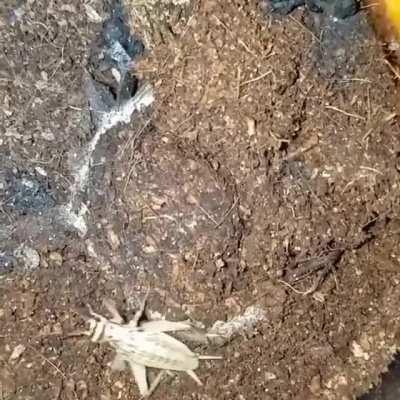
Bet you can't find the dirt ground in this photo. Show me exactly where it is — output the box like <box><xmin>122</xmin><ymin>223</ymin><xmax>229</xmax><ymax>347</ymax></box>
<box><xmin>1</xmin><ymin>0</ymin><xmax>400</xmax><ymax>399</ymax></box>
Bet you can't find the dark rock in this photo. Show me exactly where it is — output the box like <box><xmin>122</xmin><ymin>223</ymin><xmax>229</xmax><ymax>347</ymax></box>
<box><xmin>265</xmin><ymin>0</ymin><xmax>359</xmax><ymax>19</ymax></box>
<box><xmin>359</xmin><ymin>353</ymin><xmax>400</xmax><ymax>400</ymax></box>
<box><xmin>4</xmin><ymin>171</ymin><xmax>56</xmax><ymax>216</ymax></box>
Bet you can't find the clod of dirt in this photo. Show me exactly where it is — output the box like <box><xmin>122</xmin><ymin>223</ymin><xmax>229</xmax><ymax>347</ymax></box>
<box><xmin>13</xmin><ymin>244</ymin><xmax>40</xmax><ymax>271</ymax></box>
<box><xmin>8</xmin><ymin>344</ymin><xmax>26</xmax><ymax>362</ymax></box>
<box><xmin>359</xmin><ymin>353</ymin><xmax>400</xmax><ymax>400</ymax></box>
<box><xmin>124</xmin><ymin>0</ymin><xmax>194</xmax><ymax>48</ymax></box>
<box><xmin>264</xmin><ymin>0</ymin><xmax>359</xmax><ymax>18</ymax></box>
<box><xmin>48</xmin><ymin>251</ymin><xmax>63</xmax><ymax>267</ymax></box>
<box><xmin>264</xmin><ymin>0</ymin><xmax>304</xmax><ymax>15</ymax></box>
<box><xmin>309</xmin><ymin>0</ymin><xmax>358</xmax><ymax>18</ymax></box>
<box><xmin>3</xmin><ymin>171</ymin><xmax>56</xmax><ymax>216</ymax></box>
<box><xmin>308</xmin><ymin>11</ymin><xmax>375</xmax><ymax>79</ymax></box>
<box><xmin>208</xmin><ymin>305</ymin><xmax>266</xmax><ymax>346</ymax></box>
<box><xmin>0</xmin><ymin>253</ymin><xmax>16</xmax><ymax>275</ymax></box>
<box><xmin>89</xmin><ymin>0</ymin><xmax>144</xmax><ymax>105</ymax></box>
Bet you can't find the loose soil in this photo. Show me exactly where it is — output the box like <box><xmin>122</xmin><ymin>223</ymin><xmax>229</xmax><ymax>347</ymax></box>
<box><xmin>1</xmin><ymin>1</ymin><xmax>400</xmax><ymax>400</ymax></box>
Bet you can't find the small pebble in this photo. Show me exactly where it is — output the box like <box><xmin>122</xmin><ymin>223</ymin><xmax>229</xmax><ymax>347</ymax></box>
<box><xmin>49</xmin><ymin>251</ymin><xmax>63</xmax><ymax>267</ymax></box>
<box><xmin>9</xmin><ymin>344</ymin><xmax>26</xmax><ymax>361</ymax></box>
<box><xmin>309</xmin><ymin>374</ymin><xmax>321</xmax><ymax>395</ymax></box>
<box><xmin>14</xmin><ymin>245</ymin><xmax>40</xmax><ymax>271</ymax></box>
<box><xmin>265</xmin><ymin>372</ymin><xmax>277</xmax><ymax>381</ymax></box>
<box><xmin>106</xmin><ymin>228</ymin><xmax>120</xmax><ymax>250</ymax></box>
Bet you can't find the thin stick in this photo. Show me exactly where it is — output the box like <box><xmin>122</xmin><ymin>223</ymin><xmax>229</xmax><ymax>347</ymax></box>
<box><xmin>285</xmin><ymin>137</ymin><xmax>318</xmax><ymax>161</ymax></box>
<box><xmin>288</xmin><ymin>15</ymin><xmax>320</xmax><ymax>42</ymax></box>
<box><xmin>237</xmin><ymin>67</ymin><xmax>241</xmax><ymax>99</ymax></box>
<box><xmin>197</xmin><ymin>204</ymin><xmax>218</xmax><ymax>225</ymax></box>
<box><xmin>325</xmin><ymin>105</ymin><xmax>365</xmax><ymax>121</ymax></box>
<box><xmin>27</xmin><ymin>345</ymin><xmax>68</xmax><ymax>380</ymax></box>
<box><xmin>215</xmin><ymin>197</ymin><xmax>239</xmax><ymax>229</ymax></box>
<box><xmin>360</xmin><ymin>166</ymin><xmax>383</xmax><ymax>175</ymax></box>
<box><xmin>240</xmin><ymin>71</ymin><xmax>272</xmax><ymax>87</ymax></box>
<box><xmin>384</xmin><ymin>59</ymin><xmax>400</xmax><ymax>80</ymax></box>
<box><xmin>278</xmin><ymin>279</ymin><xmax>308</xmax><ymax>295</ymax></box>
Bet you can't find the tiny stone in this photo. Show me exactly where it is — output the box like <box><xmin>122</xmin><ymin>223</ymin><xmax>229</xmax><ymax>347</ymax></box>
<box><xmin>35</xmin><ymin>166</ymin><xmax>47</xmax><ymax>176</ymax></box>
<box><xmin>84</xmin><ymin>4</ymin><xmax>103</xmax><ymax>23</ymax></box>
<box><xmin>106</xmin><ymin>228</ymin><xmax>120</xmax><ymax>250</ymax></box>
<box><xmin>60</xmin><ymin>4</ymin><xmax>77</xmax><ymax>13</ymax></box>
<box><xmin>351</xmin><ymin>341</ymin><xmax>370</xmax><ymax>360</ymax></box>
<box><xmin>65</xmin><ymin>380</ymin><xmax>76</xmax><ymax>395</ymax></box>
<box><xmin>143</xmin><ymin>245</ymin><xmax>157</xmax><ymax>254</ymax></box>
<box><xmin>275</xmin><ymin>268</ymin><xmax>284</xmax><ymax>278</ymax></box>
<box><xmin>49</xmin><ymin>251</ymin><xmax>63</xmax><ymax>266</ymax></box>
<box><xmin>14</xmin><ymin>245</ymin><xmax>40</xmax><ymax>271</ymax></box>
<box><xmin>41</xmin><ymin>130</ymin><xmax>55</xmax><ymax>141</ymax></box>
<box><xmin>76</xmin><ymin>380</ymin><xmax>88</xmax><ymax>400</ymax></box>
<box><xmin>246</xmin><ymin>117</ymin><xmax>256</xmax><ymax>137</ymax></box>
<box><xmin>309</xmin><ymin>374</ymin><xmax>321</xmax><ymax>395</ymax></box>
<box><xmin>9</xmin><ymin>344</ymin><xmax>26</xmax><ymax>361</ymax></box>
<box><xmin>113</xmin><ymin>380</ymin><xmax>124</xmax><ymax>389</ymax></box>
<box><xmin>265</xmin><ymin>372</ymin><xmax>277</xmax><ymax>381</ymax></box>
<box><xmin>53</xmin><ymin>322</ymin><xmax>63</xmax><ymax>335</ymax></box>
<box><xmin>312</xmin><ymin>292</ymin><xmax>325</xmax><ymax>303</ymax></box>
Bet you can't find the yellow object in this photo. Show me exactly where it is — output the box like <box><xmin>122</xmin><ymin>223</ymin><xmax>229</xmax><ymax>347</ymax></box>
<box><xmin>384</xmin><ymin>0</ymin><xmax>400</xmax><ymax>39</ymax></box>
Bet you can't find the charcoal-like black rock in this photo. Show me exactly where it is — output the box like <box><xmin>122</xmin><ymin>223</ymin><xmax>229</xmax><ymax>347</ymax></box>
<box><xmin>266</xmin><ymin>0</ymin><xmax>359</xmax><ymax>19</ymax></box>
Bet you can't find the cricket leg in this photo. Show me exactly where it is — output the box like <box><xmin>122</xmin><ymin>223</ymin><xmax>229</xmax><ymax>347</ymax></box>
<box><xmin>198</xmin><ymin>355</ymin><xmax>223</xmax><ymax>360</ymax></box>
<box><xmin>87</xmin><ymin>304</ymin><xmax>107</xmax><ymax>322</ymax></box>
<box><xmin>103</xmin><ymin>298</ymin><xmax>124</xmax><ymax>324</ymax></box>
<box><xmin>140</xmin><ymin>319</ymin><xmax>192</xmax><ymax>333</ymax></box>
<box><xmin>144</xmin><ymin>370</ymin><xmax>166</xmax><ymax>398</ymax></box>
<box><xmin>130</xmin><ymin>289</ymin><xmax>150</xmax><ymax>327</ymax></box>
<box><xmin>128</xmin><ymin>361</ymin><xmax>149</xmax><ymax>397</ymax></box>
<box><xmin>186</xmin><ymin>370</ymin><xmax>203</xmax><ymax>386</ymax></box>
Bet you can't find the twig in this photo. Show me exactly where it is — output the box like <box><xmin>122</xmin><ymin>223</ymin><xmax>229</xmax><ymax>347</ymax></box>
<box><xmin>238</xmin><ymin>39</ymin><xmax>257</xmax><ymax>57</ymax></box>
<box><xmin>278</xmin><ymin>279</ymin><xmax>309</xmax><ymax>295</ymax></box>
<box><xmin>240</xmin><ymin>71</ymin><xmax>272</xmax><ymax>87</ymax></box>
<box><xmin>119</xmin><ymin>118</ymin><xmax>151</xmax><ymax>159</ymax></box>
<box><xmin>278</xmin><ymin>273</ymin><xmax>325</xmax><ymax>296</ymax></box>
<box><xmin>360</xmin><ymin>166</ymin><xmax>383</xmax><ymax>175</ymax></box>
<box><xmin>197</xmin><ymin>204</ymin><xmax>218</xmax><ymax>225</ymax></box>
<box><xmin>174</xmin><ymin>114</ymin><xmax>194</xmax><ymax>132</ymax></box>
<box><xmin>360</xmin><ymin>2</ymin><xmax>378</xmax><ymax>10</ymax></box>
<box><xmin>288</xmin><ymin>15</ymin><xmax>320</xmax><ymax>42</ymax></box>
<box><xmin>285</xmin><ymin>136</ymin><xmax>318</xmax><ymax>161</ymax></box>
<box><xmin>27</xmin><ymin>345</ymin><xmax>69</xmax><ymax>381</ymax></box>
<box><xmin>28</xmin><ymin>345</ymin><xmax>65</xmax><ymax>377</ymax></box>
<box><xmin>123</xmin><ymin>158</ymin><xmax>142</xmax><ymax>193</ymax></box>
<box><xmin>237</xmin><ymin>67</ymin><xmax>241</xmax><ymax>100</ymax></box>
<box><xmin>325</xmin><ymin>105</ymin><xmax>366</xmax><ymax>121</ymax></box>
<box><xmin>215</xmin><ymin>197</ymin><xmax>238</xmax><ymax>229</ymax></box>
<box><xmin>384</xmin><ymin>59</ymin><xmax>400</xmax><ymax>80</ymax></box>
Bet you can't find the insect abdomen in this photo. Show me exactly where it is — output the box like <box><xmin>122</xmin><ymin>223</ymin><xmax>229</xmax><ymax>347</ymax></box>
<box><xmin>115</xmin><ymin>331</ymin><xmax>199</xmax><ymax>371</ymax></box>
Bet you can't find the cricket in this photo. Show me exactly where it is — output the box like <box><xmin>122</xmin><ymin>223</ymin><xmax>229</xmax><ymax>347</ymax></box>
<box><xmin>82</xmin><ymin>291</ymin><xmax>222</xmax><ymax>398</ymax></box>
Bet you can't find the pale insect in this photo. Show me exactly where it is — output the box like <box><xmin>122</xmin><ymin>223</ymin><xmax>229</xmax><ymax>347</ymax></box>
<box><xmin>83</xmin><ymin>292</ymin><xmax>222</xmax><ymax>398</ymax></box>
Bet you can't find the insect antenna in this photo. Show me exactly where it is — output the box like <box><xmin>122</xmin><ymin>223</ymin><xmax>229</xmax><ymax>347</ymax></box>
<box><xmin>198</xmin><ymin>355</ymin><xmax>223</xmax><ymax>360</ymax></box>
